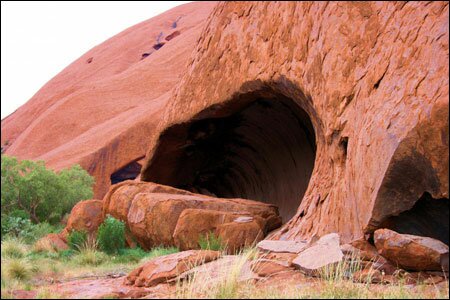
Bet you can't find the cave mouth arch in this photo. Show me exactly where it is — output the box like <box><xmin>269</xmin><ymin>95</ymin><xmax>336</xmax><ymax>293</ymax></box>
<box><xmin>142</xmin><ymin>88</ymin><xmax>317</xmax><ymax>223</ymax></box>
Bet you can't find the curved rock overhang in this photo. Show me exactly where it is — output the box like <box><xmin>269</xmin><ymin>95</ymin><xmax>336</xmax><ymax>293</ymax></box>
<box><xmin>142</xmin><ymin>87</ymin><xmax>316</xmax><ymax>222</ymax></box>
<box><xmin>139</xmin><ymin>2</ymin><xmax>449</xmax><ymax>244</ymax></box>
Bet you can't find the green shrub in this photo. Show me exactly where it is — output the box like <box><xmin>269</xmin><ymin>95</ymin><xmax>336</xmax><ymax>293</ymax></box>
<box><xmin>73</xmin><ymin>249</ymin><xmax>108</xmax><ymax>266</ymax></box>
<box><xmin>198</xmin><ymin>231</ymin><xmax>224</xmax><ymax>251</ymax></box>
<box><xmin>97</xmin><ymin>216</ymin><xmax>125</xmax><ymax>254</ymax></box>
<box><xmin>1</xmin><ymin>215</ymin><xmax>33</xmax><ymax>240</ymax></box>
<box><xmin>58</xmin><ymin>249</ymin><xmax>76</xmax><ymax>260</ymax></box>
<box><xmin>67</xmin><ymin>230</ymin><xmax>88</xmax><ymax>251</ymax></box>
<box><xmin>114</xmin><ymin>247</ymin><xmax>148</xmax><ymax>263</ymax></box>
<box><xmin>1</xmin><ymin>155</ymin><xmax>94</xmax><ymax>224</ymax></box>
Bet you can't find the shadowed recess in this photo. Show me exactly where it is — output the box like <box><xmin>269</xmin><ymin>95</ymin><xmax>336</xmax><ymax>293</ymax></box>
<box><xmin>379</xmin><ymin>192</ymin><xmax>449</xmax><ymax>245</ymax></box>
<box><xmin>110</xmin><ymin>161</ymin><xmax>142</xmax><ymax>185</ymax></box>
<box><xmin>142</xmin><ymin>89</ymin><xmax>316</xmax><ymax>223</ymax></box>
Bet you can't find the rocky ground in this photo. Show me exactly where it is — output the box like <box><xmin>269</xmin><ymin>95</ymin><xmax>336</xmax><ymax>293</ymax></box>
<box><xmin>4</xmin><ymin>231</ymin><xmax>448</xmax><ymax>299</ymax></box>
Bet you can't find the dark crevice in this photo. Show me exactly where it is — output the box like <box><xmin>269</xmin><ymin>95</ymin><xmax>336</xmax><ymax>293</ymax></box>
<box><xmin>143</xmin><ymin>89</ymin><xmax>316</xmax><ymax>223</ymax></box>
<box><xmin>153</xmin><ymin>42</ymin><xmax>165</xmax><ymax>50</ymax></box>
<box><xmin>378</xmin><ymin>192</ymin><xmax>449</xmax><ymax>245</ymax></box>
<box><xmin>339</xmin><ymin>136</ymin><xmax>349</xmax><ymax>158</ymax></box>
<box><xmin>110</xmin><ymin>161</ymin><xmax>142</xmax><ymax>185</ymax></box>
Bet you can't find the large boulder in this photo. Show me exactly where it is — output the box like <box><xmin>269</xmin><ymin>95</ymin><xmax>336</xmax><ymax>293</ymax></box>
<box><xmin>374</xmin><ymin>229</ymin><xmax>449</xmax><ymax>271</ymax></box>
<box><xmin>125</xmin><ymin>250</ymin><xmax>221</xmax><ymax>287</ymax></box>
<box><xmin>61</xmin><ymin>199</ymin><xmax>104</xmax><ymax>239</ymax></box>
<box><xmin>103</xmin><ymin>181</ymin><xmax>281</xmax><ymax>251</ymax></box>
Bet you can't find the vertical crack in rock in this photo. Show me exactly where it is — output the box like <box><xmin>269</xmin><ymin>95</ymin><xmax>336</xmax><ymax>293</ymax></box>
<box><xmin>142</xmin><ymin>89</ymin><xmax>317</xmax><ymax>223</ymax></box>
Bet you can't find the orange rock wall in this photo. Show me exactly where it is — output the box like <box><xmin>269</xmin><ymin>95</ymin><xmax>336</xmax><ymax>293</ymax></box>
<box><xmin>141</xmin><ymin>2</ymin><xmax>449</xmax><ymax>243</ymax></box>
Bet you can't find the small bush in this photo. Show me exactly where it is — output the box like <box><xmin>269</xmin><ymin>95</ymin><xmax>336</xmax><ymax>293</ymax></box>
<box><xmin>114</xmin><ymin>247</ymin><xmax>149</xmax><ymax>263</ymax></box>
<box><xmin>67</xmin><ymin>230</ymin><xmax>88</xmax><ymax>251</ymax></box>
<box><xmin>3</xmin><ymin>258</ymin><xmax>32</xmax><ymax>281</ymax></box>
<box><xmin>97</xmin><ymin>216</ymin><xmax>125</xmax><ymax>254</ymax></box>
<box><xmin>23</xmin><ymin>222</ymin><xmax>61</xmax><ymax>244</ymax></box>
<box><xmin>198</xmin><ymin>231</ymin><xmax>224</xmax><ymax>251</ymax></box>
<box><xmin>73</xmin><ymin>249</ymin><xmax>108</xmax><ymax>266</ymax></box>
<box><xmin>1</xmin><ymin>238</ymin><xmax>27</xmax><ymax>258</ymax></box>
<box><xmin>1</xmin><ymin>215</ymin><xmax>33</xmax><ymax>240</ymax></box>
<box><xmin>59</xmin><ymin>249</ymin><xmax>77</xmax><ymax>260</ymax></box>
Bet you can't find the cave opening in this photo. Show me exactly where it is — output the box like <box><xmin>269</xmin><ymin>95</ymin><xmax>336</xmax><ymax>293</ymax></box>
<box><xmin>142</xmin><ymin>89</ymin><xmax>317</xmax><ymax>223</ymax></box>
<box><xmin>378</xmin><ymin>192</ymin><xmax>449</xmax><ymax>245</ymax></box>
<box><xmin>110</xmin><ymin>161</ymin><xmax>142</xmax><ymax>185</ymax></box>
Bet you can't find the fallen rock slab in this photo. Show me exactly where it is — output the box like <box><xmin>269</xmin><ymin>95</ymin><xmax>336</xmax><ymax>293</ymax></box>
<box><xmin>257</xmin><ymin>240</ymin><xmax>308</xmax><ymax>254</ymax></box>
<box><xmin>292</xmin><ymin>233</ymin><xmax>344</xmax><ymax>276</ymax></box>
<box><xmin>105</xmin><ymin>182</ymin><xmax>282</xmax><ymax>251</ymax></box>
<box><xmin>251</xmin><ymin>259</ymin><xmax>292</xmax><ymax>277</ymax></box>
<box><xmin>125</xmin><ymin>250</ymin><xmax>221</xmax><ymax>287</ymax></box>
<box><xmin>374</xmin><ymin>229</ymin><xmax>449</xmax><ymax>271</ymax></box>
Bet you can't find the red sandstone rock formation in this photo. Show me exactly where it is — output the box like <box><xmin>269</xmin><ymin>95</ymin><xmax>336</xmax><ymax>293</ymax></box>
<box><xmin>3</xmin><ymin>2</ymin><xmax>448</xmax><ymax>252</ymax></box>
<box><xmin>139</xmin><ymin>2</ymin><xmax>449</xmax><ymax>244</ymax></box>
<box><xmin>1</xmin><ymin>2</ymin><xmax>217</xmax><ymax>198</ymax></box>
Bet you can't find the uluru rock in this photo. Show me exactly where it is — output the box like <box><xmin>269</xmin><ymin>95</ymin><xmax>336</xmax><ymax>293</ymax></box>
<box><xmin>125</xmin><ymin>250</ymin><xmax>221</xmax><ymax>287</ymax></box>
<box><xmin>374</xmin><ymin>229</ymin><xmax>449</xmax><ymax>271</ymax></box>
<box><xmin>1</xmin><ymin>2</ymin><xmax>217</xmax><ymax>199</ymax></box>
<box><xmin>2</xmin><ymin>1</ymin><xmax>449</xmax><ymax>256</ymax></box>
<box><xmin>137</xmin><ymin>1</ymin><xmax>448</xmax><ymax>246</ymax></box>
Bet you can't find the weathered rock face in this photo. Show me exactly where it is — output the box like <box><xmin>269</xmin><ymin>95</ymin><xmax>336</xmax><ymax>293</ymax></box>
<box><xmin>374</xmin><ymin>229</ymin><xmax>449</xmax><ymax>271</ymax></box>
<box><xmin>139</xmin><ymin>1</ymin><xmax>449</xmax><ymax>244</ymax></box>
<box><xmin>1</xmin><ymin>2</ymin><xmax>217</xmax><ymax>199</ymax></box>
<box><xmin>103</xmin><ymin>181</ymin><xmax>281</xmax><ymax>251</ymax></box>
<box><xmin>125</xmin><ymin>250</ymin><xmax>221</xmax><ymax>287</ymax></box>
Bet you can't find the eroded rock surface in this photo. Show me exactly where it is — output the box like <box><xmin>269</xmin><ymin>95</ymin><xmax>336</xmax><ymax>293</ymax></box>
<box><xmin>139</xmin><ymin>1</ymin><xmax>449</xmax><ymax>245</ymax></box>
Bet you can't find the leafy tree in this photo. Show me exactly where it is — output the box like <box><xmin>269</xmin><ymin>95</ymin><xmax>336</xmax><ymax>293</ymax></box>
<box><xmin>1</xmin><ymin>155</ymin><xmax>94</xmax><ymax>224</ymax></box>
